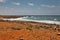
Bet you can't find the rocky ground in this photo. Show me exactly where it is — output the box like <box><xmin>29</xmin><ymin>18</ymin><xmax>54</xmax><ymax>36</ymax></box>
<box><xmin>0</xmin><ymin>20</ymin><xmax>60</xmax><ymax>40</ymax></box>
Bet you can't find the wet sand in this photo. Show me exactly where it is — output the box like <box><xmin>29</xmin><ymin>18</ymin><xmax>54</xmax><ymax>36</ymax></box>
<box><xmin>0</xmin><ymin>20</ymin><xmax>60</xmax><ymax>40</ymax></box>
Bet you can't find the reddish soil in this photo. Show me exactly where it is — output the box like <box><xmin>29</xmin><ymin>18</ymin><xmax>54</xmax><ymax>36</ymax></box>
<box><xmin>0</xmin><ymin>21</ymin><xmax>60</xmax><ymax>40</ymax></box>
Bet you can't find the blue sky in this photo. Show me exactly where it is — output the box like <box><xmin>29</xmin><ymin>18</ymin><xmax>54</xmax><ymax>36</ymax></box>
<box><xmin>0</xmin><ymin>0</ymin><xmax>60</xmax><ymax>15</ymax></box>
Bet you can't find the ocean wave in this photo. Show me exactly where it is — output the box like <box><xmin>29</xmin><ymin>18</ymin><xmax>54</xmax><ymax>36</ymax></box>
<box><xmin>1</xmin><ymin>17</ymin><xmax>60</xmax><ymax>25</ymax></box>
<box><xmin>54</xmin><ymin>18</ymin><xmax>57</xmax><ymax>21</ymax></box>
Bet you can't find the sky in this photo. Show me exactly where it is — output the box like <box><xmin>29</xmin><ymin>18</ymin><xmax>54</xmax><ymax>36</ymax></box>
<box><xmin>0</xmin><ymin>0</ymin><xmax>60</xmax><ymax>15</ymax></box>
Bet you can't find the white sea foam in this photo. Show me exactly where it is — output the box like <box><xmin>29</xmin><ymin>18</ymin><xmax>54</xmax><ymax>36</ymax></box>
<box><xmin>1</xmin><ymin>17</ymin><xmax>60</xmax><ymax>25</ymax></box>
<box><xmin>54</xmin><ymin>18</ymin><xmax>57</xmax><ymax>21</ymax></box>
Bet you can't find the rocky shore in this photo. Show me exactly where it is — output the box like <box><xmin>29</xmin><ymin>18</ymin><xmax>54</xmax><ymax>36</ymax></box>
<box><xmin>0</xmin><ymin>20</ymin><xmax>60</xmax><ymax>40</ymax></box>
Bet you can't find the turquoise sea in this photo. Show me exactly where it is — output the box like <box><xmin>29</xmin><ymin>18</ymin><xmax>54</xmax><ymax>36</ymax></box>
<box><xmin>23</xmin><ymin>15</ymin><xmax>60</xmax><ymax>21</ymax></box>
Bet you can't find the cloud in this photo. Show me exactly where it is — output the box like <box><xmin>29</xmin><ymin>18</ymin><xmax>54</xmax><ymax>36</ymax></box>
<box><xmin>0</xmin><ymin>0</ymin><xmax>6</xmax><ymax>2</ymax></box>
<box><xmin>0</xmin><ymin>7</ymin><xmax>32</xmax><ymax>15</ymax></box>
<box><xmin>12</xmin><ymin>2</ymin><xmax>20</xmax><ymax>6</ymax></box>
<box><xmin>41</xmin><ymin>4</ymin><xmax>56</xmax><ymax>8</ymax></box>
<box><xmin>0</xmin><ymin>0</ymin><xmax>4</xmax><ymax>2</ymax></box>
<box><xmin>0</xmin><ymin>7</ymin><xmax>60</xmax><ymax>15</ymax></box>
<box><xmin>28</xmin><ymin>3</ymin><xmax>34</xmax><ymax>6</ymax></box>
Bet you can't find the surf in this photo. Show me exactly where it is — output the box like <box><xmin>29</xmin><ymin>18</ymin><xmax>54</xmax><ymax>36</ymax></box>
<box><xmin>1</xmin><ymin>17</ymin><xmax>60</xmax><ymax>25</ymax></box>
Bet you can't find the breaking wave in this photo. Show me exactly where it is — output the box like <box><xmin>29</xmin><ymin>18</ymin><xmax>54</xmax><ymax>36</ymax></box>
<box><xmin>1</xmin><ymin>16</ymin><xmax>60</xmax><ymax>25</ymax></box>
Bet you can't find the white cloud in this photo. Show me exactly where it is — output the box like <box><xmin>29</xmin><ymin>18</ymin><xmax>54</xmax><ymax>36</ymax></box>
<box><xmin>0</xmin><ymin>7</ymin><xmax>32</xmax><ymax>15</ymax></box>
<box><xmin>12</xmin><ymin>2</ymin><xmax>20</xmax><ymax>6</ymax></box>
<box><xmin>41</xmin><ymin>4</ymin><xmax>56</xmax><ymax>8</ymax></box>
<box><xmin>0</xmin><ymin>0</ymin><xmax>4</xmax><ymax>2</ymax></box>
<box><xmin>0</xmin><ymin>0</ymin><xmax>6</xmax><ymax>2</ymax></box>
<box><xmin>28</xmin><ymin>3</ymin><xmax>34</xmax><ymax>6</ymax></box>
<box><xmin>0</xmin><ymin>7</ymin><xmax>60</xmax><ymax>15</ymax></box>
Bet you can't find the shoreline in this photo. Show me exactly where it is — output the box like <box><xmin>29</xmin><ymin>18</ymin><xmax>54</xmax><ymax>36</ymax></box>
<box><xmin>0</xmin><ymin>17</ymin><xmax>60</xmax><ymax>40</ymax></box>
<box><xmin>1</xmin><ymin>17</ymin><xmax>60</xmax><ymax>25</ymax></box>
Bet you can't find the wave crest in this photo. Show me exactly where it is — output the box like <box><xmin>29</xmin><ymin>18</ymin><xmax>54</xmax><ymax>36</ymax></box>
<box><xmin>1</xmin><ymin>17</ymin><xmax>60</xmax><ymax>25</ymax></box>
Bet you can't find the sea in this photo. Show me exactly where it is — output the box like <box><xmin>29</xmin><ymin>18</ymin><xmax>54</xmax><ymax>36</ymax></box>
<box><xmin>2</xmin><ymin>15</ymin><xmax>60</xmax><ymax>24</ymax></box>
<box><xmin>22</xmin><ymin>15</ymin><xmax>60</xmax><ymax>21</ymax></box>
